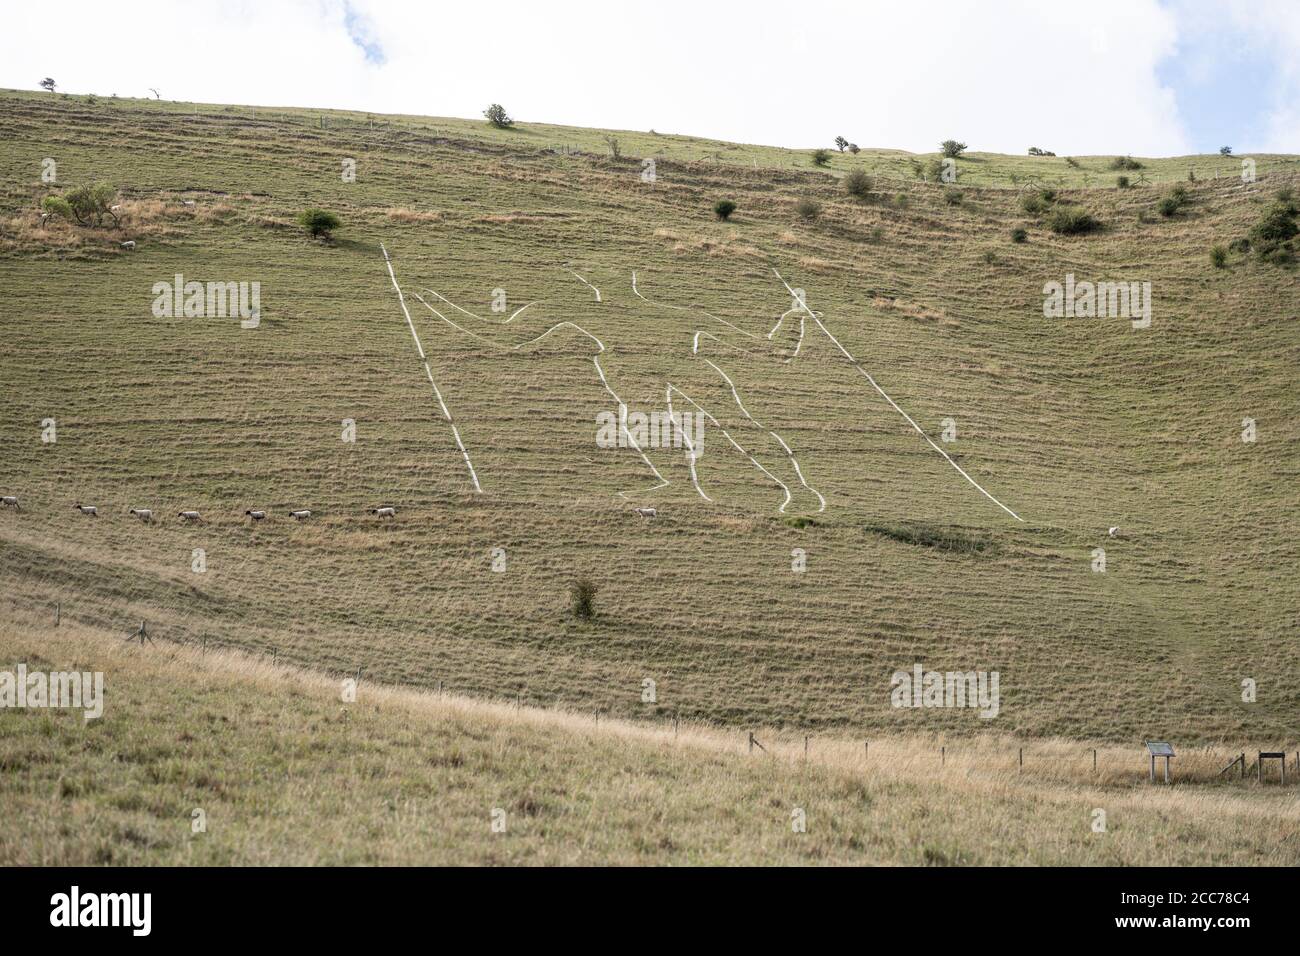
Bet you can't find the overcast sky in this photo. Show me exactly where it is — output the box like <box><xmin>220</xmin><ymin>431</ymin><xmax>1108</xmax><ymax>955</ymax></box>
<box><xmin>3</xmin><ymin>0</ymin><xmax>1297</xmax><ymax>155</ymax></box>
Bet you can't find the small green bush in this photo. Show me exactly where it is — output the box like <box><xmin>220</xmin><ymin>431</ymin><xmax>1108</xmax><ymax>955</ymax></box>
<box><xmin>939</xmin><ymin>139</ymin><xmax>967</xmax><ymax>158</ymax></box>
<box><xmin>923</xmin><ymin>157</ymin><xmax>949</xmax><ymax>182</ymax></box>
<box><xmin>843</xmin><ymin>168</ymin><xmax>871</xmax><ymax>199</ymax></box>
<box><xmin>42</xmin><ymin>182</ymin><xmax>118</xmax><ymax>227</ymax></box>
<box><xmin>298</xmin><ymin>208</ymin><xmax>341</xmax><ymax>238</ymax></box>
<box><xmin>942</xmin><ymin>187</ymin><xmax>962</xmax><ymax>206</ymax></box>
<box><xmin>1250</xmin><ymin>201</ymin><xmax>1299</xmax><ymax>244</ymax></box>
<box><xmin>1245</xmin><ymin>196</ymin><xmax>1299</xmax><ymax>265</ymax></box>
<box><xmin>811</xmin><ymin>148</ymin><xmax>832</xmax><ymax>167</ymax></box>
<box><xmin>795</xmin><ymin>199</ymin><xmax>821</xmax><ymax>221</ymax></box>
<box><xmin>1108</xmin><ymin>155</ymin><xmax>1143</xmax><ymax>171</ymax></box>
<box><xmin>1020</xmin><ymin>188</ymin><xmax>1057</xmax><ymax>215</ymax></box>
<box><xmin>1045</xmin><ymin>205</ymin><xmax>1101</xmax><ymax>235</ymax></box>
<box><xmin>1210</xmin><ymin>245</ymin><xmax>1228</xmax><ymax>268</ymax></box>
<box><xmin>713</xmin><ymin>199</ymin><xmax>737</xmax><ymax>221</ymax></box>
<box><xmin>483</xmin><ymin>103</ymin><xmax>513</xmax><ymax>128</ymax></box>
<box><xmin>1156</xmin><ymin>184</ymin><xmax>1189</xmax><ymax>218</ymax></box>
<box><xmin>1010</xmin><ymin>227</ymin><xmax>1028</xmax><ymax>243</ymax></box>
<box><xmin>569</xmin><ymin>578</ymin><xmax>599</xmax><ymax>619</ymax></box>
<box><xmin>893</xmin><ymin>193</ymin><xmax>909</xmax><ymax>209</ymax></box>
<box><xmin>1116</xmin><ymin>175</ymin><xmax>1130</xmax><ymax>189</ymax></box>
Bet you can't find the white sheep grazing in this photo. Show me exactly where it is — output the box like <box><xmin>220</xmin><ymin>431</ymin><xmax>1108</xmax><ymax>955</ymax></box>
<box><xmin>177</xmin><ymin>510</ymin><xmax>203</xmax><ymax>523</ymax></box>
<box><xmin>1108</xmin><ymin>527</ymin><xmax>1120</xmax><ymax>538</ymax></box>
<box><xmin>120</xmin><ymin>240</ymin><xmax>135</xmax><ymax>250</ymax></box>
<box><xmin>129</xmin><ymin>508</ymin><xmax>154</xmax><ymax>523</ymax></box>
<box><xmin>245</xmin><ymin>509</ymin><xmax>266</xmax><ymax>521</ymax></box>
<box><xmin>370</xmin><ymin>506</ymin><xmax>396</xmax><ymax>518</ymax></box>
<box><xmin>181</xmin><ymin>200</ymin><xmax>196</xmax><ymax>208</ymax></box>
<box><xmin>633</xmin><ymin>507</ymin><xmax>658</xmax><ymax>519</ymax></box>
<box><xmin>1</xmin><ymin>496</ymin><xmax>18</xmax><ymax>510</ymax></box>
<box><xmin>289</xmin><ymin>509</ymin><xmax>312</xmax><ymax>520</ymax></box>
<box><xmin>73</xmin><ymin>504</ymin><xmax>98</xmax><ymax>517</ymax></box>
<box><xmin>110</xmin><ymin>204</ymin><xmax>122</xmax><ymax>212</ymax></box>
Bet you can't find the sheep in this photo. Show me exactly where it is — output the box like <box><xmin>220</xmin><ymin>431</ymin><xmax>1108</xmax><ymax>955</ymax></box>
<box><xmin>633</xmin><ymin>507</ymin><xmax>658</xmax><ymax>519</ymax></box>
<box><xmin>110</xmin><ymin>204</ymin><xmax>122</xmax><ymax>212</ymax></box>
<box><xmin>244</xmin><ymin>509</ymin><xmax>266</xmax><ymax>521</ymax></box>
<box><xmin>181</xmin><ymin>200</ymin><xmax>196</xmax><ymax>208</ymax></box>
<box><xmin>128</xmin><ymin>508</ymin><xmax>154</xmax><ymax>523</ymax></box>
<box><xmin>120</xmin><ymin>240</ymin><xmax>135</xmax><ymax>251</ymax></box>
<box><xmin>370</xmin><ymin>506</ymin><xmax>396</xmax><ymax>518</ymax></box>
<box><xmin>1</xmin><ymin>496</ymin><xmax>19</xmax><ymax>510</ymax></box>
<box><xmin>73</xmin><ymin>504</ymin><xmax>98</xmax><ymax>516</ymax></box>
<box><xmin>289</xmin><ymin>509</ymin><xmax>312</xmax><ymax>520</ymax></box>
<box><xmin>177</xmin><ymin>510</ymin><xmax>203</xmax><ymax>523</ymax></box>
<box><xmin>1108</xmin><ymin>527</ymin><xmax>1120</xmax><ymax>538</ymax></box>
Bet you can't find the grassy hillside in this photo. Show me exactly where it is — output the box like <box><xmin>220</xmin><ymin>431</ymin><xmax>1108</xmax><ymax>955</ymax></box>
<box><xmin>2</xmin><ymin>619</ymin><xmax>1296</xmax><ymax>865</ymax></box>
<box><xmin>0</xmin><ymin>88</ymin><xmax>1297</xmax><ymax>749</ymax></box>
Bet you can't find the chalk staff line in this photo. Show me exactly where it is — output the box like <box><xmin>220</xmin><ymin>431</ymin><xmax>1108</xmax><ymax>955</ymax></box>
<box><xmin>773</xmin><ymin>267</ymin><xmax>1023</xmax><ymax>522</ymax></box>
<box><xmin>381</xmin><ymin>243</ymin><xmax>483</xmax><ymax>494</ymax></box>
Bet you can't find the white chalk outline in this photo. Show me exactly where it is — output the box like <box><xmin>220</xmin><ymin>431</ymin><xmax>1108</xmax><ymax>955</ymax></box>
<box><xmin>410</xmin><ymin>290</ymin><xmax>669</xmax><ymax>498</ymax></box>
<box><xmin>566</xmin><ymin>268</ymin><xmax>601</xmax><ymax>302</ymax></box>
<box><xmin>381</xmin><ymin>244</ymin><xmax>482</xmax><ymax>493</ymax></box>
<box><xmin>772</xmin><ymin>268</ymin><xmax>1024</xmax><ymax>523</ymax></box>
<box><xmin>636</xmin><ymin>272</ymin><xmax>826</xmax><ymax>513</ymax></box>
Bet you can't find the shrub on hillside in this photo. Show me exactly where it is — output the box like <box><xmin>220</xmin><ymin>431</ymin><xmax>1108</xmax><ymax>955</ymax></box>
<box><xmin>1156</xmin><ymin>184</ymin><xmax>1189</xmax><ymax>218</ymax></box>
<box><xmin>939</xmin><ymin>139</ymin><xmax>967</xmax><ymax>158</ymax></box>
<box><xmin>922</xmin><ymin>157</ymin><xmax>948</xmax><ymax>182</ymax></box>
<box><xmin>1020</xmin><ymin>188</ymin><xmax>1057</xmax><ymax>215</ymax></box>
<box><xmin>1010</xmin><ymin>227</ymin><xmax>1028</xmax><ymax>243</ymax></box>
<box><xmin>811</xmin><ymin>148</ymin><xmax>832</xmax><ymax>167</ymax></box>
<box><xmin>1108</xmin><ymin>155</ymin><xmax>1143</xmax><ymax>171</ymax></box>
<box><xmin>942</xmin><ymin>187</ymin><xmax>962</xmax><ymax>205</ymax></box>
<box><xmin>1210</xmin><ymin>245</ymin><xmax>1228</xmax><ymax>268</ymax></box>
<box><xmin>41</xmin><ymin>182</ymin><xmax>118</xmax><ymax>227</ymax></box>
<box><xmin>483</xmin><ymin>103</ymin><xmax>513</xmax><ymax>128</ymax></box>
<box><xmin>1246</xmin><ymin>194</ymin><xmax>1299</xmax><ymax>265</ymax></box>
<box><xmin>1045</xmin><ymin>204</ymin><xmax>1101</xmax><ymax>235</ymax></box>
<box><xmin>713</xmin><ymin>199</ymin><xmax>737</xmax><ymax>221</ymax></box>
<box><xmin>569</xmin><ymin>578</ymin><xmax>599</xmax><ymax>620</ymax></box>
<box><xmin>843</xmin><ymin>168</ymin><xmax>871</xmax><ymax>199</ymax></box>
<box><xmin>298</xmin><ymin>208</ymin><xmax>341</xmax><ymax>239</ymax></box>
<box><xmin>795</xmin><ymin>198</ymin><xmax>821</xmax><ymax>221</ymax></box>
<box><xmin>1116</xmin><ymin>175</ymin><xmax>1130</xmax><ymax>189</ymax></box>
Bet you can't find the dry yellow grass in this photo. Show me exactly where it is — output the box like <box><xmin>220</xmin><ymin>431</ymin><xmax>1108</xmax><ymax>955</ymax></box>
<box><xmin>1</xmin><ymin>616</ymin><xmax>1296</xmax><ymax>865</ymax></box>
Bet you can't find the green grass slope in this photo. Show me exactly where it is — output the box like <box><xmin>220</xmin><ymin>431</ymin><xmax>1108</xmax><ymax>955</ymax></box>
<box><xmin>1</xmin><ymin>89</ymin><xmax>1297</xmax><ymax>746</ymax></box>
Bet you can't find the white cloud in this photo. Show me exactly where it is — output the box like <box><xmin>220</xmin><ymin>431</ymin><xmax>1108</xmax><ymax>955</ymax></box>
<box><xmin>0</xmin><ymin>0</ymin><xmax>1244</xmax><ymax>155</ymax></box>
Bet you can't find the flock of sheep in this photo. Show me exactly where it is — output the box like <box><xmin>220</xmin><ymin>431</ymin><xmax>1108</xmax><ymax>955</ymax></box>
<box><xmin>2</xmin><ymin>496</ymin><xmax>657</xmax><ymax>522</ymax></box>
<box><xmin>0</xmin><ymin>497</ymin><xmax>398</xmax><ymax>523</ymax></box>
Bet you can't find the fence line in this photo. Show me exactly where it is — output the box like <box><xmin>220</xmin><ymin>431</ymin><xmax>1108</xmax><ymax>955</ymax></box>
<box><xmin>5</xmin><ymin>595</ymin><xmax>1298</xmax><ymax>785</ymax></box>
